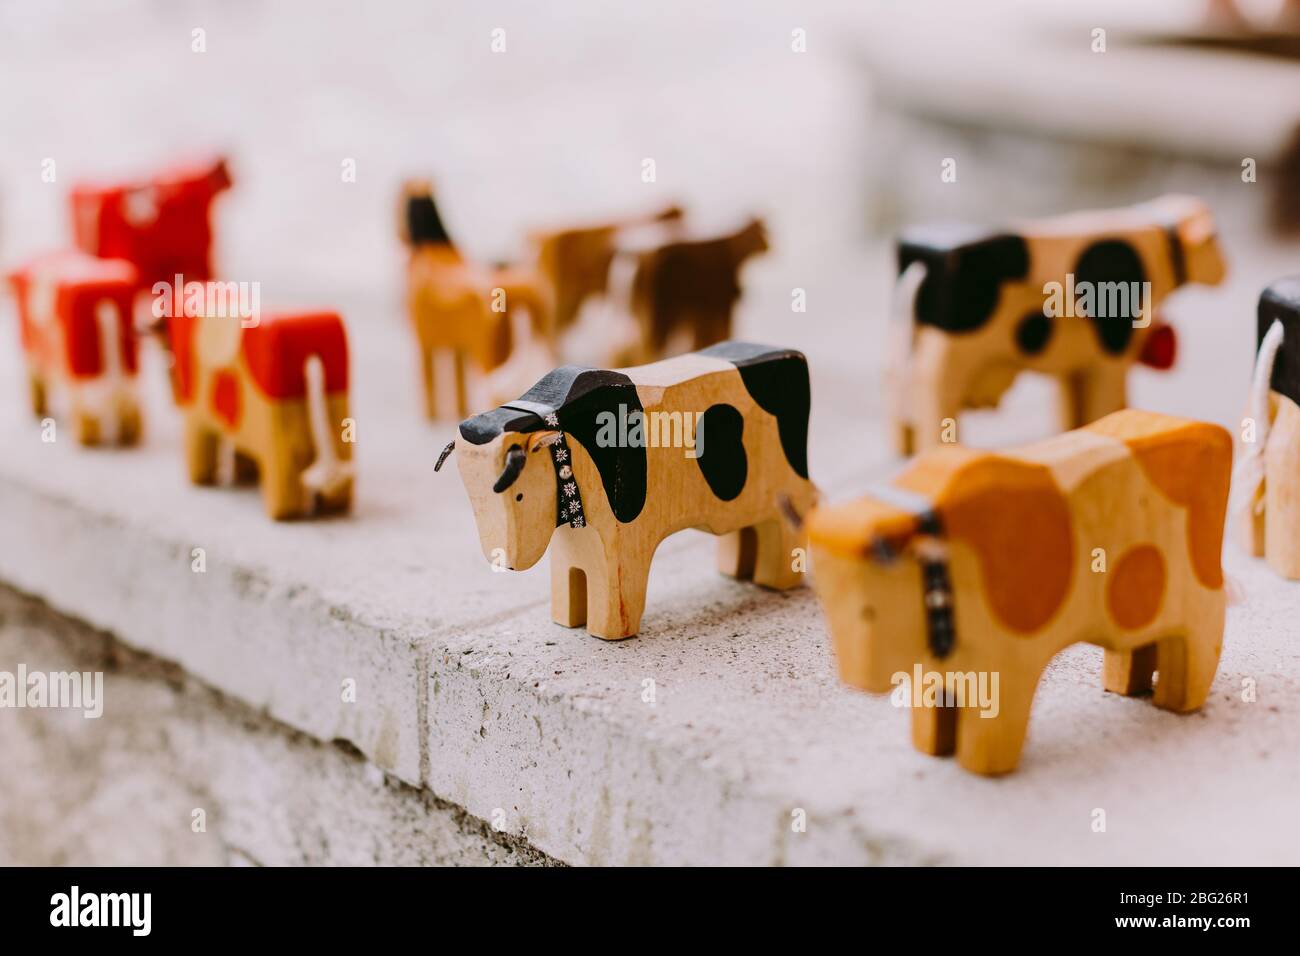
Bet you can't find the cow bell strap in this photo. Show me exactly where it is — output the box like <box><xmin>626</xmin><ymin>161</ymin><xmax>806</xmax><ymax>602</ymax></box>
<box><xmin>526</xmin><ymin>412</ymin><xmax>586</xmax><ymax>530</ymax></box>
<box><xmin>867</xmin><ymin>483</ymin><xmax>957</xmax><ymax>660</ymax></box>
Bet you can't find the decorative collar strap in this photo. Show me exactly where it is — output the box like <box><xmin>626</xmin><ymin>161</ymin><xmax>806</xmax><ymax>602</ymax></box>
<box><xmin>546</xmin><ymin>428</ymin><xmax>586</xmax><ymax>529</ymax></box>
<box><xmin>867</xmin><ymin>482</ymin><xmax>956</xmax><ymax>660</ymax></box>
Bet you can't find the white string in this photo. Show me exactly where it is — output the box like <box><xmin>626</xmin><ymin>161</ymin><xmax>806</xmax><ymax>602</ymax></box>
<box><xmin>1230</xmin><ymin>318</ymin><xmax>1283</xmax><ymax>524</ymax></box>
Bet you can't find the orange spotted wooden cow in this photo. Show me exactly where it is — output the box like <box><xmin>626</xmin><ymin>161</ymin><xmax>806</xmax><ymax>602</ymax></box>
<box><xmin>168</xmin><ymin>308</ymin><xmax>353</xmax><ymax>519</ymax></box>
<box><xmin>6</xmin><ymin>250</ymin><xmax>141</xmax><ymax>445</ymax></box>
<box><xmin>806</xmin><ymin>409</ymin><xmax>1230</xmax><ymax>775</ymax></box>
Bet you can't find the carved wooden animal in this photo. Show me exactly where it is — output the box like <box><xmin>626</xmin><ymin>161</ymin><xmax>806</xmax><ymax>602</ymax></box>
<box><xmin>401</xmin><ymin>182</ymin><xmax>550</xmax><ymax>419</ymax></box>
<box><xmin>6</xmin><ymin>251</ymin><xmax>141</xmax><ymax>445</ymax></box>
<box><xmin>168</xmin><ymin>308</ymin><xmax>352</xmax><ymax>519</ymax></box>
<box><xmin>1238</xmin><ymin>277</ymin><xmax>1300</xmax><ymax>577</ymax></box>
<box><xmin>70</xmin><ymin>156</ymin><xmax>231</xmax><ymax>291</ymax></box>
<box><xmin>888</xmin><ymin>195</ymin><xmax>1226</xmax><ymax>454</ymax></box>
<box><xmin>440</xmin><ymin>342</ymin><xmax>816</xmax><ymax>639</ymax></box>
<box><xmin>530</xmin><ymin>204</ymin><xmax>684</xmax><ymax>337</ymax></box>
<box><xmin>610</xmin><ymin>218</ymin><xmax>769</xmax><ymax>365</ymax></box>
<box><xmin>806</xmin><ymin>409</ymin><xmax>1230</xmax><ymax>775</ymax></box>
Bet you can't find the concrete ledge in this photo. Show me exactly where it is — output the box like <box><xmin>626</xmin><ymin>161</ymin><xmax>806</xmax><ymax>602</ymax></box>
<box><xmin>4</xmin><ymin>249</ymin><xmax>1300</xmax><ymax>865</ymax></box>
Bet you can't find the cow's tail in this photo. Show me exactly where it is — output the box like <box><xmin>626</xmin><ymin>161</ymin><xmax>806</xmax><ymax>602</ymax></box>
<box><xmin>301</xmin><ymin>353</ymin><xmax>353</xmax><ymax>504</ymax></box>
<box><xmin>886</xmin><ymin>260</ymin><xmax>927</xmax><ymax>430</ymax></box>
<box><xmin>1230</xmin><ymin>318</ymin><xmax>1284</xmax><ymax>528</ymax></box>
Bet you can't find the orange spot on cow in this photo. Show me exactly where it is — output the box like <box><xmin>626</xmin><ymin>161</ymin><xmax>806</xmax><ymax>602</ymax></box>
<box><xmin>1107</xmin><ymin>544</ymin><xmax>1166</xmax><ymax>630</ymax></box>
<box><xmin>1086</xmin><ymin>410</ymin><xmax>1231</xmax><ymax>589</ymax></box>
<box><xmin>938</xmin><ymin>456</ymin><xmax>1075</xmax><ymax>635</ymax></box>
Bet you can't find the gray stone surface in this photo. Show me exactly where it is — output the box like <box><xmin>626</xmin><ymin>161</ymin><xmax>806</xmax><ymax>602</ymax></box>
<box><xmin>0</xmin><ymin>585</ymin><xmax>556</xmax><ymax>866</ymax></box>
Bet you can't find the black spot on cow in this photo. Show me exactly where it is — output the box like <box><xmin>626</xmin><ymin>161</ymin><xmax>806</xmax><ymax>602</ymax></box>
<box><xmin>1015</xmin><ymin>312</ymin><xmax>1053</xmax><ymax>356</ymax></box>
<box><xmin>459</xmin><ymin>365</ymin><xmax>648</xmax><ymax>524</ymax></box>
<box><xmin>897</xmin><ymin>226</ymin><xmax>1030</xmax><ymax>334</ymax></box>
<box><xmin>695</xmin><ymin>404</ymin><xmax>747</xmax><ymax>501</ymax></box>
<box><xmin>1073</xmin><ymin>239</ymin><xmax>1145</xmax><ymax>355</ymax></box>
<box><xmin>1259</xmin><ymin>277</ymin><xmax>1300</xmax><ymax>408</ymax></box>
<box><xmin>697</xmin><ymin>341</ymin><xmax>809</xmax><ymax>479</ymax></box>
<box><xmin>407</xmin><ymin>193</ymin><xmax>453</xmax><ymax>247</ymax></box>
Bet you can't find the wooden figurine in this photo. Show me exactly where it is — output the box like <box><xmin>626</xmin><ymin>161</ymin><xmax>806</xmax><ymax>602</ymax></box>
<box><xmin>887</xmin><ymin>195</ymin><xmax>1226</xmax><ymax>454</ymax></box>
<box><xmin>587</xmin><ymin>217</ymin><xmax>770</xmax><ymax>367</ymax></box>
<box><xmin>168</xmin><ymin>307</ymin><xmax>353</xmax><ymax>519</ymax></box>
<box><xmin>530</xmin><ymin>204</ymin><xmax>685</xmax><ymax>337</ymax></box>
<box><xmin>437</xmin><ymin>341</ymin><xmax>816</xmax><ymax>639</ymax></box>
<box><xmin>1237</xmin><ymin>276</ymin><xmax>1300</xmax><ymax>577</ymax></box>
<box><xmin>804</xmin><ymin>408</ymin><xmax>1230</xmax><ymax>775</ymax></box>
<box><xmin>6</xmin><ymin>250</ymin><xmax>141</xmax><ymax>445</ymax></box>
<box><xmin>70</xmin><ymin>156</ymin><xmax>231</xmax><ymax>291</ymax></box>
<box><xmin>400</xmin><ymin>181</ymin><xmax>551</xmax><ymax>419</ymax></box>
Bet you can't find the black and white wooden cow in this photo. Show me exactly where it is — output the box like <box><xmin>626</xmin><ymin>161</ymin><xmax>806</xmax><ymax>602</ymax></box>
<box><xmin>887</xmin><ymin>194</ymin><xmax>1226</xmax><ymax>454</ymax></box>
<box><xmin>1238</xmin><ymin>277</ymin><xmax>1300</xmax><ymax>578</ymax></box>
<box><xmin>437</xmin><ymin>342</ymin><xmax>817</xmax><ymax>639</ymax></box>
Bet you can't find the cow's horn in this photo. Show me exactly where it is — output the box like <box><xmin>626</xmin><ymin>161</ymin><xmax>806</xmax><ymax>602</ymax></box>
<box><xmin>434</xmin><ymin>440</ymin><xmax>455</xmax><ymax>472</ymax></box>
<box><xmin>493</xmin><ymin>445</ymin><xmax>527</xmax><ymax>493</ymax></box>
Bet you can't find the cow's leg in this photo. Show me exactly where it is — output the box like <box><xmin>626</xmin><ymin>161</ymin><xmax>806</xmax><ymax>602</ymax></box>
<box><xmin>1102</xmin><ymin>643</ymin><xmax>1157</xmax><ymax>696</ymax></box>
<box><xmin>232</xmin><ymin>450</ymin><xmax>260</xmax><ymax>484</ymax></box>
<box><xmin>420</xmin><ymin>346</ymin><xmax>438</xmax><ymax>419</ymax></box>
<box><xmin>1152</xmin><ymin>592</ymin><xmax>1225</xmax><ymax>713</ymax></box>
<box><xmin>953</xmin><ymin>666</ymin><xmax>1041</xmax><ymax>776</ymax></box>
<box><xmin>117</xmin><ymin>397</ymin><xmax>142</xmax><ymax>446</ymax></box>
<box><xmin>73</xmin><ymin>407</ymin><xmax>100</xmax><ymax>446</ymax></box>
<box><xmin>562</xmin><ymin>534</ymin><xmax>651</xmax><ymax>640</ymax></box>
<box><xmin>28</xmin><ymin>370</ymin><xmax>46</xmax><ymax>418</ymax></box>
<box><xmin>907</xmin><ymin>336</ymin><xmax>966</xmax><ymax>452</ymax></box>
<box><xmin>184</xmin><ymin>416</ymin><xmax>220</xmax><ymax>484</ymax></box>
<box><xmin>716</xmin><ymin>527</ymin><xmax>758</xmax><ymax>580</ymax></box>
<box><xmin>259</xmin><ymin>442</ymin><xmax>309</xmax><ymax>520</ymax></box>
<box><xmin>890</xmin><ymin>420</ymin><xmax>916</xmax><ymax>458</ymax></box>
<box><xmin>1263</xmin><ymin>395</ymin><xmax>1300</xmax><ymax>577</ymax></box>
<box><xmin>1065</xmin><ymin>362</ymin><xmax>1127</xmax><ymax>429</ymax></box>
<box><xmin>749</xmin><ymin>517</ymin><xmax>806</xmax><ymax>590</ymax></box>
<box><xmin>911</xmin><ymin>696</ymin><xmax>957</xmax><ymax>756</ymax></box>
<box><xmin>452</xmin><ymin>350</ymin><xmax>469</xmax><ymax>418</ymax></box>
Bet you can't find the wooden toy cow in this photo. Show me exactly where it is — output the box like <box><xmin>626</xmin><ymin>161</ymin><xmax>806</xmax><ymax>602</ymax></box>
<box><xmin>168</xmin><ymin>307</ymin><xmax>353</xmax><ymax>519</ymax></box>
<box><xmin>401</xmin><ymin>182</ymin><xmax>551</xmax><ymax>419</ymax></box>
<box><xmin>70</xmin><ymin>156</ymin><xmax>231</xmax><ymax>291</ymax></box>
<box><xmin>6</xmin><ymin>251</ymin><xmax>141</xmax><ymax>445</ymax></box>
<box><xmin>888</xmin><ymin>195</ymin><xmax>1226</xmax><ymax>454</ymax></box>
<box><xmin>805</xmin><ymin>408</ymin><xmax>1230</xmax><ymax>775</ymax></box>
<box><xmin>437</xmin><ymin>342</ymin><xmax>816</xmax><ymax>639</ymax></box>
<box><xmin>1238</xmin><ymin>277</ymin><xmax>1300</xmax><ymax>577</ymax></box>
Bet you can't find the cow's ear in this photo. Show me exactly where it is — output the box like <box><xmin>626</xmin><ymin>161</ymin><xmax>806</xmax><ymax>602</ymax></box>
<box><xmin>528</xmin><ymin>430</ymin><xmax>563</xmax><ymax>453</ymax></box>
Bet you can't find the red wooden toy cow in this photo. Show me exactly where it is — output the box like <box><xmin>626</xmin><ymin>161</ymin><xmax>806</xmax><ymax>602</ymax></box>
<box><xmin>70</xmin><ymin>156</ymin><xmax>231</xmax><ymax>291</ymax></box>
<box><xmin>6</xmin><ymin>250</ymin><xmax>141</xmax><ymax>445</ymax></box>
<box><xmin>167</xmin><ymin>307</ymin><xmax>353</xmax><ymax>519</ymax></box>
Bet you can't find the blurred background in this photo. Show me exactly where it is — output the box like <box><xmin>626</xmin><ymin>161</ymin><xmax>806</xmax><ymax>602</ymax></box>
<box><xmin>4</xmin><ymin>0</ymin><xmax>1300</xmax><ymax>439</ymax></box>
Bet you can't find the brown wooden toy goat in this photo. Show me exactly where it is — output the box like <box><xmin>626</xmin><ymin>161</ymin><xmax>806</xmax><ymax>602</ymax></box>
<box><xmin>888</xmin><ymin>195</ymin><xmax>1226</xmax><ymax>454</ymax></box>
<box><xmin>806</xmin><ymin>409</ymin><xmax>1230</xmax><ymax>775</ymax></box>
<box><xmin>437</xmin><ymin>342</ymin><xmax>816</xmax><ymax>639</ymax></box>
<box><xmin>1238</xmin><ymin>277</ymin><xmax>1300</xmax><ymax>577</ymax></box>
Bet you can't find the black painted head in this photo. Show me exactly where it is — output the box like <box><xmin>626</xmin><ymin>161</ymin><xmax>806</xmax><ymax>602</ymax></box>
<box><xmin>1259</xmin><ymin>277</ymin><xmax>1300</xmax><ymax>408</ymax></box>
<box><xmin>897</xmin><ymin>225</ymin><xmax>1030</xmax><ymax>334</ymax></box>
<box><xmin>403</xmin><ymin>186</ymin><xmax>454</xmax><ymax>248</ymax></box>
